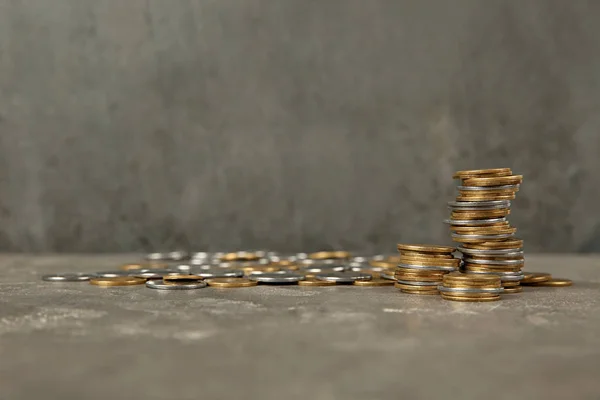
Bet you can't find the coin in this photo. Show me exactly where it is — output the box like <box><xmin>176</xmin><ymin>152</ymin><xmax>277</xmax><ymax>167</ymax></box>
<box><xmin>398</xmin><ymin>263</ymin><xmax>457</xmax><ymax>272</ymax></box>
<box><xmin>438</xmin><ymin>286</ymin><xmax>504</xmax><ymax>294</ymax></box>
<box><xmin>120</xmin><ymin>262</ymin><xmax>170</xmax><ymax>271</ymax></box>
<box><xmin>463</xmin><ymin>257</ymin><xmax>524</xmax><ymax>266</ymax></box>
<box><xmin>441</xmin><ymin>294</ymin><xmax>500</xmax><ymax>302</ymax></box>
<box><xmin>520</xmin><ymin>272</ymin><xmax>551</xmax><ymax>285</ymax></box>
<box><xmin>353</xmin><ymin>278</ymin><xmax>395</xmax><ymax>287</ymax></box>
<box><xmin>192</xmin><ymin>268</ymin><xmax>244</xmax><ymax>278</ymax></box>
<box><xmin>315</xmin><ymin>271</ymin><xmax>372</xmax><ymax>283</ymax></box>
<box><xmin>298</xmin><ymin>278</ymin><xmax>337</xmax><ymax>286</ymax></box>
<box><xmin>502</xmin><ymin>286</ymin><xmax>523</xmax><ymax>293</ymax></box>
<box><xmin>131</xmin><ymin>269</ymin><xmax>178</xmax><ymax>279</ymax></box>
<box><xmin>301</xmin><ymin>264</ymin><xmax>346</xmax><ymax>273</ymax></box>
<box><xmin>205</xmin><ymin>277</ymin><xmax>258</xmax><ymax>288</ymax></box>
<box><xmin>443</xmin><ymin>217</ymin><xmax>507</xmax><ymax>226</ymax></box>
<box><xmin>462</xmin><ymin>239</ymin><xmax>524</xmax><ymax>249</ymax></box>
<box><xmin>397</xmin><ymin>244</ymin><xmax>455</xmax><ymax>254</ymax></box>
<box><xmin>398</xmin><ymin>256</ymin><xmax>461</xmax><ymax>267</ymax></box>
<box><xmin>90</xmin><ymin>276</ymin><xmax>146</xmax><ymax>286</ymax></box>
<box><xmin>93</xmin><ymin>270</ymin><xmax>131</xmax><ymax>278</ymax></box>
<box><xmin>146</xmin><ymin>279</ymin><xmax>207</xmax><ymax>290</ymax></box>
<box><xmin>462</xmin><ymin>175</ymin><xmax>523</xmax><ymax>187</ymax></box>
<box><xmin>457</xmin><ymin>184</ymin><xmax>519</xmax><ymax>191</ymax></box>
<box><xmin>249</xmin><ymin>272</ymin><xmax>305</xmax><ymax>284</ymax></box>
<box><xmin>528</xmin><ymin>278</ymin><xmax>572</xmax><ymax>287</ymax></box>
<box><xmin>448</xmin><ymin>200</ymin><xmax>511</xmax><ymax>209</ymax></box>
<box><xmin>220</xmin><ymin>251</ymin><xmax>262</xmax><ymax>262</ymax></box>
<box><xmin>453</xmin><ymin>168</ymin><xmax>513</xmax><ymax>179</ymax></box>
<box><xmin>451</xmin><ymin>233</ymin><xmax>515</xmax><ymax>242</ymax></box>
<box><xmin>163</xmin><ymin>274</ymin><xmax>203</xmax><ymax>283</ymax></box>
<box><xmin>451</xmin><ymin>209</ymin><xmax>511</xmax><ymax>219</ymax></box>
<box><xmin>395</xmin><ymin>280</ymin><xmax>440</xmax><ymax>286</ymax></box>
<box><xmin>308</xmin><ymin>251</ymin><xmax>350</xmax><ymax>260</ymax></box>
<box><xmin>42</xmin><ymin>273</ymin><xmax>94</xmax><ymax>282</ymax></box>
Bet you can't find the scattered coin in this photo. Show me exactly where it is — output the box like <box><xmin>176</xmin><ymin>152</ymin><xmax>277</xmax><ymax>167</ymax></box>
<box><xmin>520</xmin><ymin>272</ymin><xmax>551</xmax><ymax>285</ymax></box>
<box><xmin>249</xmin><ymin>272</ymin><xmax>305</xmax><ymax>284</ymax></box>
<box><xmin>298</xmin><ymin>278</ymin><xmax>337</xmax><ymax>287</ymax></box>
<box><xmin>353</xmin><ymin>278</ymin><xmax>395</xmax><ymax>287</ymax></box>
<box><xmin>315</xmin><ymin>271</ymin><xmax>372</xmax><ymax>284</ymax></box>
<box><xmin>527</xmin><ymin>278</ymin><xmax>573</xmax><ymax>287</ymax></box>
<box><xmin>163</xmin><ymin>274</ymin><xmax>203</xmax><ymax>283</ymax></box>
<box><xmin>90</xmin><ymin>276</ymin><xmax>146</xmax><ymax>286</ymax></box>
<box><xmin>42</xmin><ymin>273</ymin><xmax>94</xmax><ymax>282</ymax></box>
<box><xmin>146</xmin><ymin>279</ymin><xmax>207</xmax><ymax>290</ymax></box>
<box><xmin>205</xmin><ymin>278</ymin><xmax>258</xmax><ymax>288</ymax></box>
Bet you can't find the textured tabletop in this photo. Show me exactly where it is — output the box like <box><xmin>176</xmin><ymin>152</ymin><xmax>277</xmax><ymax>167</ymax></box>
<box><xmin>1</xmin><ymin>254</ymin><xmax>599</xmax><ymax>400</ymax></box>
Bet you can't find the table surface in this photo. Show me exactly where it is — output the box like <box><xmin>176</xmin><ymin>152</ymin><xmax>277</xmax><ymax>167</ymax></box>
<box><xmin>1</xmin><ymin>254</ymin><xmax>599</xmax><ymax>400</ymax></box>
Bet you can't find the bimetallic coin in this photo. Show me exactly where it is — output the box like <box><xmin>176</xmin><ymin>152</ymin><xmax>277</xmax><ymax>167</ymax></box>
<box><xmin>42</xmin><ymin>273</ymin><xmax>93</xmax><ymax>282</ymax></box>
<box><xmin>463</xmin><ymin>257</ymin><xmax>524</xmax><ymax>266</ymax></box>
<box><xmin>90</xmin><ymin>276</ymin><xmax>146</xmax><ymax>286</ymax></box>
<box><xmin>315</xmin><ymin>271</ymin><xmax>372</xmax><ymax>283</ymax></box>
<box><xmin>146</xmin><ymin>279</ymin><xmax>207</xmax><ymax>290</ymax></box>
<box><xmin>205</xmin><ymin>278</ymin><xmax>258</xmax><ymax>288</ymax></box>
<box><xmin>249</xmin><ymin>272</ymin><xmax>305</xmax><ymax>284</ymax></box>
<box><xmin>353</xmin><ymin>278</ymin><xmax>395</xmax><ymax>287</ymax></box>
<box><xmin>528</xmin><ymin>278</ymin><xmax>572</xmax><ymax>287</ymax></box>
<box><xmin>298</xmin><ymin>278</ymin><xmax>337</xmax><ymax>287</ymax></box>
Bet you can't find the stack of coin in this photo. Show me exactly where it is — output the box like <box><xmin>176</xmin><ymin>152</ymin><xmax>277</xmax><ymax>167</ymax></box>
<box><xmin>438</xmin><ymin>272</ymin><xmax>503</xmax><ymax>302</ymax></box>
<box><xmin>395</xmin><ymin>244</ymin><xmax>459</xmax><ymax>295</ymax></box>
<box><xmin>445</xmin><ymin>169</ymin><xmax>525</xmax><ymax>292</ymax></box>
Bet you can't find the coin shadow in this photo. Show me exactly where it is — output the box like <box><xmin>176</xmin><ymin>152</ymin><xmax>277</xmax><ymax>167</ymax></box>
<box><xmin>525</xmin><ymin>281</ymin><xmax>598</xmax><ymax>290</ymax></box>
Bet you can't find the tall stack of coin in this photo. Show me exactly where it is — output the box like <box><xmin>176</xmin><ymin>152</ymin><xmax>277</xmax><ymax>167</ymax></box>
<box><xmin>445</xmin><ymin>169</ymin><xmax>525</xmax><ymax>293</ymax></box>
<box><xmin>395</xmin><ymin>244</ymin><xmax>459</xmax><ymax>295</ymax></box>
<box><xmin>438</xmin><ymin>272</ymin><xmax>503</xmax><ymax>302</ymax></box>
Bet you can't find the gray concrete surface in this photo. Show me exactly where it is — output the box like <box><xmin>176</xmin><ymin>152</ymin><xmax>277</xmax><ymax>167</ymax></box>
<box><xmin>1</xmin><ymin>0</ymin><xmax>600</xmax><ymax>253</ymax></box>
<box><xmin>0</xmin><ymin>253</ymin><xmax>598</xmax><ymax>400</ymax></box>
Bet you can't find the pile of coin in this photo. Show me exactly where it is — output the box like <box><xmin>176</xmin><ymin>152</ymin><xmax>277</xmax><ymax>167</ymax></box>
<box><xmin>445</xmin><ymin>168</ymin><xmax>525</xmax><ymax>292</ymax></box>
<box><xmin>438</xmin><ymin>272</ymin><xmax>503</xmax><ymax>302</ymax></box>
<box><xmin>394</xmin><ymin>244</ymin><xmax>460</xmax><ymax>295</ymax></box>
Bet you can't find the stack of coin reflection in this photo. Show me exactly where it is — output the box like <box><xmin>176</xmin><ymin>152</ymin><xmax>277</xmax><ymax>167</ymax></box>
<box><xmin>446</xmin><ymin>169</ymin><xmax>525</xmax><ymax>292</ymax></box>
<box><xmin>395</xmin><ymin>244</ymin><xmax>459</xmax><ymax>295</ymax></box>
<box><xmin>438</xmin><ymin>272</ymin><xmax>503</xmax><ymax>302</ymax></box>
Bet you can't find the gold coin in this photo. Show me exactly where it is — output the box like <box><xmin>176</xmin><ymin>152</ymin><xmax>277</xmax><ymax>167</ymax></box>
<box><xmin>241</xmin><ymin>265</ymin><xmax>281</xmax><ymax>274</ymax></box>
<box><xmin>442</xmin><ymin>271</ymin><xmax>501</xmax><ymax>286</ymax></box>
<box><xmin>528</xmin><ymin>278</ymin><xmax>572</xmax><ymax>287</ymax></box>
<box><xmin>502</xmin><ymin>287</ymin><xmax>523</xmax><ymax>293</ymax></box>
<box><xmin>520</xmin><ymin>272</ymin><xmax>551</xmax><ymax>285</ymax></box>
<box><xmin>462</xmin><ymin>265</ymin><xmax>523</xmax><ymax>273</ymax></box>
<box><xmin>298</xmin><ymin>278</ymin><xmax>336</xmax><ymax>286</ymax></box>
<box><xmin>398</xmin><ymin>256</ymin><xmax>460</xmax><ymax>267</ymax></box>
<box><xmin>441</xmin><ymin>294</ymin><xmax>500</xmax><ymax>302</ymax></box>
<box><xmin>399</xmin><ymin>251</ymin><xmax>454</xmax><ymax>259</ymax></box>
<box><xmin>382</xmin><ymin>255</ymin><xmax>402</xmax><ymax>263</ymax></box>
<box><xmin>462</xmin><ymin>239</ymin><xmax>523</xmax><ymax>249</ymax></box>
<box><xmin>220</xmin><ymin>252</ymin><xmax>262</xmax><ymax>262</ymax></box>
<box><xmin>120</xmin><ymin>262</ymin><xmax>170</xmax><ymax>271</ymax></box>
<box><xmin>451</xmin><ymin>209</ymin><xmax>510</xmax><ymax>219</ymax></box>
<box><xmin>353</xmin><ymin>278</ymin><xmax>395</xmax><ymax>287</ymax></box>
<box><xmin>453</xmin><ymin>168</ymin><xmax>512</xmax><ymax>179</ymax></box>
<box><xmin>163</xmin><ymin>274</ymin><xmax>203</xmax><ymax>283</ymax></box>
<box><xmin>451</xmin><ymin>226</ymin><xmax>517</xmax><ymax>235</ymax></box>
<box><xmin>397</xmin><ymin>244</ymin><xmax>455</xmax><ymax>254</ymax></box>
<box><xmin>205</xmin><ymin>278</ymin><xmax>258</xmax><ymax>288</ymax></box>
<box><xmin>462</xmin><ymin>175</ymin><xmax>523</xmax><ymax>187</ymax></box>
<box><xmin>501</xmin><ymin>281</ymin><xmax>520</xmax><ymax>288</ymax></box>
<box><xmin>395</xmin><ymin>272</ymin><xmax>447</xmax><ymax>282</ymax></box>
<box><xmin>396</xmin><ymin>285</ymin><xmax>440</xmax><ymax>295</ymax></box>
<box><xmin>458</xmin><ymin>189</ymin><xmax>518</xmax><ymax>197</ymax></box>
<box><xmin>308</xmin><ymin>251</ymin><xmax>350</xmax><ymax>260</ymax></box>
<box><xmin>89</xmin><ymin>276</ymin><xmax>146</xmax><ymax>286</ymax></box>
<box><xmin>456</xmin><ymin>194</ymin><xmax>516</xmax><ymax>201</ymax></box>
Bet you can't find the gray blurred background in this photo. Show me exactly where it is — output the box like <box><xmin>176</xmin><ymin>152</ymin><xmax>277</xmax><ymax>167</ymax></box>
<box><xmin>0</xmin><ymin>0</ymin><xmax>599</xmax><ymax>253</ymax></box>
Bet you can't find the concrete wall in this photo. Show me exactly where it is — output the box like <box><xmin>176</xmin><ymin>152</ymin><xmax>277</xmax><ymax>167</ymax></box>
<box><xmin>1</xmin><ymin>0</ymin><xmax>599</xmax><ymax>253</ymax></box>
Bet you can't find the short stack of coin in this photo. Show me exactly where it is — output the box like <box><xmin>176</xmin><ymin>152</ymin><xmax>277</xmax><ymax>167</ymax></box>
<box><xmin>395</xmin><ymin>244</ymin><xmax>459</xmax><ymax>295</ymax></box>
<box><xmin>438</xmin><ymin>272</ymin><xmax>503</xmax><ymax>302</ymax></box>
<box><xmin>445</xmin><ymin>169</ymin><xmax>525</xmax><ymax>292</ymax></box>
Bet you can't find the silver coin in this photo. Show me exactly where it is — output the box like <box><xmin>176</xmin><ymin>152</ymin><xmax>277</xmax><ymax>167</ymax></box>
<box><xmin>438</xmin><ymin>286</ymin><xmax>504</xmax><ymax>294</ymax></box>
<box><xmin>174</xmin><ymin>264</ymin><xmax>192</xmax><ymax>271</ymax></box>
<box><xmin>315</xmin><ymin>271</ymin><xmax>372</xmax><ymax>283</ymax></box>
<box><xmin>168</xmin><ymin>251</ymin><xmax>188</xmax><ymax>261</ymax></box>
<box><xmin>451</xmin><ymin>233</ymin><xmax>515</xmax><ymax>240</ymax></box>
<box><xmin>380</xmin><ymin>272</ymin><xmax>396</xmax><ymax>280</ymax></box>
<box><xmin>457</xmin><ymin>247</ymin><xmax>524</xmax><ymax>256</ymax></box>
<box><xmin>191</xmin><ymin>268</ymin><xmax>244</xmax><ymax>278</ymax></box>
<box><xmin>131</xmin><ymin>269</ymin><xmax>178</xmax><ymax>279</ymax></box>
<box><xmin>301</xmin><ymin>264</ymin><xmax>345</xmax><ymax>273</ymax></box>
<box><xmin>371</xmin><ymin>254</ymin><xmax>387</xmax><ymax>261</ymax></box>
<box><xmin>145</xmin><ymin>252</ymin><xmax>170</xmax><ymax>261</ymax></box>
<box><xmin>463</xmin><ymin>258</ymin><xmax>524</xmax><ymax>266</ymax></box>
<box><xmin>249</xmin><ymin>272</ymin><xmax>305</xmax><ymax>284</ymax></box>
<box><xmin>93</xmin><ymin>270</ymin><xmax>132</xmax><ymax>278</ymax></box>
<box><xmin>351</xmin><ymin>256</ymin><xmax>370</xmax><ymax>263</ymax></box>
<box><xmin>397</xmin><ymin>263</ymin><xmax>457</xmax><ymax>272</ymax></box>
<box><xmin>456</xmin><ymin>185</ymin><xmax>520</xmax><ymax>191</ymax></box>
<box><xmin>190</xmin><ymin>252</ymin><xmax>210</xmax><ymax>259</ymax></box>
<box><xmin>299</xmin><ymin>258</ymin><xmax>341</xmax><ymax>266</ymax></box>
<box><xmin>247</xmin><ymin>270</ymin><xmax>290</xmax><ymax>276</ymax></box>
<box><xmin>447</xmin><ymin>200</ymin><xmax>511</xmax><ymax>208</ymax></box>
<box><xmin>146</xmin><ymin>279</ymin><xmax>207</xmax><ymax>290</ymax></box>
<box><xmin>443</xmin><ymin>217</ymin><xmax>507</xmax><ymax>226</ymax></box>
<box><xmin>295</xmin><ymin>253</ymin><xmax>309</xmax><ymax>260</ymax></box>
<box><xmin>396</xmin><ymin>280</ymin><xmax>439</xmax><ymax>286</ymax></box>
<box><xmin>42</xmin><ymin>273</ymin><xmax>94</xmax><ymax>282</ymax></box>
